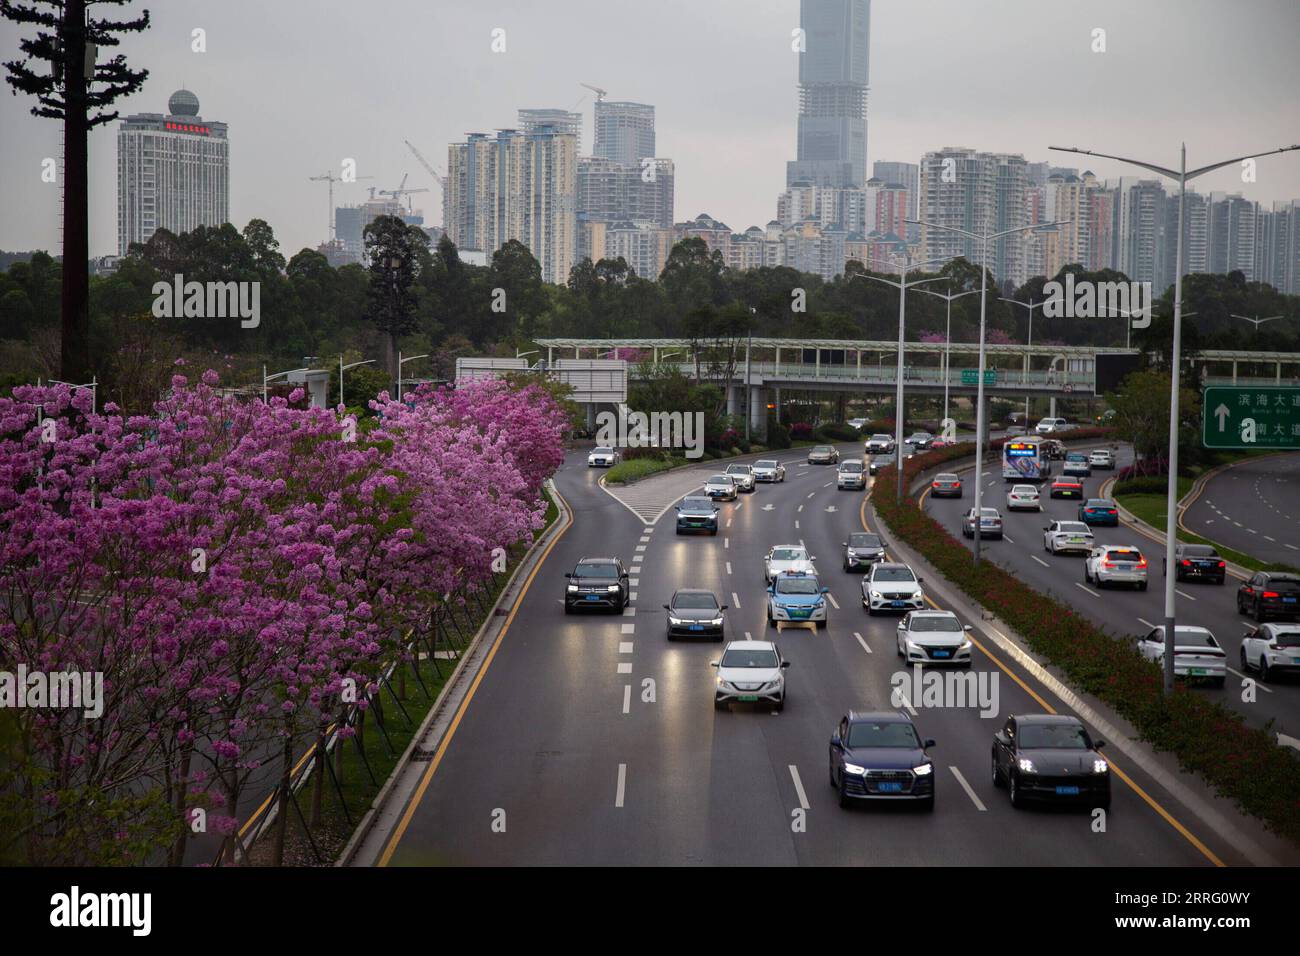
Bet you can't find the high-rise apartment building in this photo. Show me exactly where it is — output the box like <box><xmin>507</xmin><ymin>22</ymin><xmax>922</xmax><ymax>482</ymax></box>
<box><xmin>117</xmin><ymin>89</ymin><xmax>229</xmax><ymax>255</ymax></box>
<box><xmin>1113</xmin><ymin>178</ymin><xmax>1167</xmax><ymax>290</ymax></box>
<box><xmin>445</xmin><ymin>126</ymin><xmax>577</xmax><ymax>283</ymax></box>
<box><xmin>518</xmin><ymin>109</ymin><xmax>584</xmax><ymax>153</ymax></box>
<box><xmin>1207</xmin><ymin>193</ymin><xmax>1259</xmax><ymax>280</ymax></box>
<box><xmin>593</xmin><ymin>100</ymin><xmax>655</xmax><ymax>167</ymax></box>
<box><xmin>577</xmin><ymin>156</ymin><xmax>674</xmax><ymax>229</ymax></box>
<box><xmin>787</xmin><ymin>0</ymin><xmax>871</xmax><ymax>188</ymax></box>
<box><xmin>919</xmin><ymin>147</ymin><xmax>1029</xmax><ymax>288</ymax></box>
<box><xmin>1255</xmin><ymin>199</ymin><xmax>1300</xmax><ymax>294</ymax></box>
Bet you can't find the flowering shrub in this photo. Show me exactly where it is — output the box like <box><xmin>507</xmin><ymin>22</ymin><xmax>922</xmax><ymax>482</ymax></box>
<box><xmin>0</xmin><ymin>373</ymin><xmax>564</xmax><ymax>864</ymax></box>
<box><xmin>789</xmin><ymin>422</ymin><xmax>814</xmax><ymax>440</ymax></box>
<box><xmin>871</xmin><ymin>439</ymin><xmax>1300</xmax><ymax>847</ymax></box>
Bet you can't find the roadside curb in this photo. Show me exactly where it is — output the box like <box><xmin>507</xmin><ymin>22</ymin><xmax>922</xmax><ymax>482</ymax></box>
<box><xmin>338</xmin><ymin>481</ymin><xmax>573</xmax><ymax>867</ymax></box>
<box><xmin>863</xmin><ymin>492</ymin><xmax>1292</xmax><ymax>866</ymax></box>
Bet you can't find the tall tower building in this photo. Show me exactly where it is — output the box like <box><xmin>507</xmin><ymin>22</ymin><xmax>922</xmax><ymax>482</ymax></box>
<box><xmin>787</xmin><ymin>0</ymin><xmax>870</xmax><ymax>188</ymax></box>
<box><xmin>518</xmin><ymin>108</ymin><xmax>584</xmax><ymax>153</ymax></box>
<box><xmin>1114</xmin><ymin>178</ymin><xmax>1167</xmax><ymax>290</ymax></box>
<box><xmin>117</xmin><ymin>89</ymin><xmax>229</xmax><ymax>256</ymax></box>
<box><xmin>919</xmin><ymin>147</ymin><xmax>1028</xmax><ymax>288</ymax></box>
<box><xmin>593</xmin><ymin>100</ymin><xmax>656</xmax><ymax>167</ymax></box>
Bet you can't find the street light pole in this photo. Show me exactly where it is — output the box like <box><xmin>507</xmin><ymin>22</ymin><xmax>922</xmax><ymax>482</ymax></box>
<box><xmin>339</xmin><ymin>356</ymin><xmax>377</xmax><ymax>408</ymax></box>
<box><xmin>916</xmin><ymin>286</ymin><xmax>978</xmax><ymax>429</ymax></box>
<box><xmin>1230</xmin><ymin>313</ymin><xmax>1284</xmax><ymax>332</ymax></box>
<box><xmin>907</xmin><ymin>218</ymin><xmax>1071</xmax><ymax>563</ymax></box>
<box><xmin>1051</xmin><ymin>141</ymin><xmax>1298</xmax><ymax>694</ymax></box>
<box><xmin>745</xmin><ymin>307</ymin><xmax>755</xmax><ymax>443</ymax></box>
<box><xmin>999</xmin><ymin>296</ymin><xmax>1056</xmax><ymax>426</ymax></box>
<box><xmin>397</xmin><ymin>352</ymin><xmax>429</xmax><ymax>401</ymax></box>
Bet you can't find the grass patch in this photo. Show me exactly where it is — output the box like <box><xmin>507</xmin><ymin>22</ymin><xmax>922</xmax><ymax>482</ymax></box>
<box><xmin>604</xmin><ymin>456</ymin><xmax>686</xmax><ymax>484</ymax></box>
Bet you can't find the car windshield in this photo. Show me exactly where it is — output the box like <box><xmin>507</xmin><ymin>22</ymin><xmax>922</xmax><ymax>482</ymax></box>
<box><xmin>840</xmin><ymin>462</ymin><xmax>863</xmax><ymax>472</ymax></box>
<box><xmin>1086</xmin><ymin>499</ymin><xmax>1114</xmax><ymax>508</ymax></box>
<box><xmin>910</xmin><ymin>616</ymin><xmax>963</xmax><ymax>633</ymax></box>
<box><xmin>770</xmin><ymin>548</ymin><xmax>806</xmax><ymax>561</ymax></box>
<box><xmin>1066</xmin><ymin>453</ymin><xmax>1086</xmax><ymax>461</ymax></box>
<box><xmin>680</xmin><ymin>497</ymin><xmax>712</xmax><ymax>511</ymax></box>
<box><xmin>776</xmin><ymin>577</ymin><xmax>819</xmax><ymax>594</ymax></box>
<box><xmin>1270</xmin><ymin>630</ymin><xmax>1300</xmax><ymax>648</ymax></box>
<box><xmin>936</xmin><ymin>474</ymin><xmax>959</xmax><ymax>482</ymax></box>
<box><xmin>813</xmin><ymin>446</ymin><xmax>833</xmax><ymax>453</ymax></box>
<box><xmin>726</xmin><ymin>465</ymin><xmax>750</xmax><ymax>474</ymax></box>
<box><xmin>1058</xmin><ymin>522</ymin><xmax>1090</xmax><ymax>533</ymax></box>
<box><xmin>673</xmin><ymin>592</ymin><xmax>718</xmax><ymax>610</ymax></box>
<box><xmin>848</xmin><ymin>533</ymin><xmax>881</xmax><ymax>548</ymax></box>
<box><xmin>972</xmin><ymin>508</ymin><xmax>999</xmax><ymax>518</ymax></box>
<box><xmin>1182</xmin><ymin>545</ymin><xmax>1217</xmax><ymax>557</ymax></box>
<box><xmin>721</xmin><ymin>648</ymin><xmax>779</xmax><ymax>668</ymax></box>
<box><xmin>1154</xmin><ymin>629</ymin><xmax>1217</xmax><ymax>647</ymax></box>
<box><xmin>755</xmin><ymin>460</ymin><xmax>777</xmax><ymax>469</ymax></box>
<box><xmin>1012</xmin><ymin>485</ymin><xmax>1036</xmax><ymax>494</ymax></box>
<box><xmin>1268</xmin><ymin>574</ymin><xmax>1300</xmax><ymax>585</ymax></box>
<box><xmin>1019</xmin><ymin>723</ymin><xmax>1090</xmax><ymax>750</ymax></box>
<box><xmin>708</xmin><ymin>475</ymin><xmax>732</xmax><ymax>484</ymax></box>
<box><xmin>574</xmin><ymin>563</ymin><xmax>617</xmax><ymax>578</ymax></box>
<box><xmin>847</xmin><ymin>721</ymin><xmax>920</xmax><ymax>749</ymax></box>
<box><xmin>592</xmin><ymin>447</ymin><xmax>614</xmax><ymax>454</ymax></box>
<box><xmin>870</xmin><ymin>435</ymin><xmax>891</xmax><ymax>442</ymax></box>
<box><xmin>873</xmin><ymin>567</ymin><xmax>916</xmax><ymax>583</ymax></box>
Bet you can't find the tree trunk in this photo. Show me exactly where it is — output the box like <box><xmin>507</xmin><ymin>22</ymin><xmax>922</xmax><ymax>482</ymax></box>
<box><xmin>309</xmin><ymin>729</ymin><xmax>325</xmax><ymax>828</ymax></box>
<box><xmin>169</xmin><ymin>741</ymin><xmax>193</xmax><ymax>867</ymax></box>
<box><xmin>61</xmin><ymin>0</ymin><xmax>91</xmax><ymax>383</ymax></box>
<box><xmin>270</xmin><ymin>734</ymin><xmax>294</xmax><ymax>866</ymax></box>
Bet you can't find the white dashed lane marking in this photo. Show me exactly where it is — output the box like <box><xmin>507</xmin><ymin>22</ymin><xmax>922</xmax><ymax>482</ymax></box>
<box><xmin>950</xmin><ymin>766</ymin><xmax>987</xmax><ymax>811</ymax></box>
<box><xmin>615</xmin><ymin>764</ymin><xmax>627</xmax><ymax>807</ymax></box>
<box><xmin>853</xmin><ymin>632</ymin><xmax>872</xmax><ymax>653</ymax></box>
<box><xmin>1031</xmin><ymin>555</ymin><xmax>1050</xmax><ymax>568</ymax></box>
<box><xmin>788</xmin><ymin>765</ymin><xmax>810</xmax><ymax>810</ymax></box>
<box><xmin>826</xmin><ymin>592</ymin><xmax>841</xmax><ymax>610</ymax></box>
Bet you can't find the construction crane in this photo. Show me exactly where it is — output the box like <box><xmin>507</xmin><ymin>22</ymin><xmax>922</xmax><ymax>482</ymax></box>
<box><xmin>378</xmin><ymin>173</ymin><xmax>430</xmax><ymax>213</ymax></box>
<box><xmin>404</xmin><ymin>140</ymin><xmax>446</xmax><ymax>190</ymax></box>
<box><xmin>309</xmin><ymin>170</ymin><xmax>372</xmax><ymax>240</ymax></box>
<box><xmin>580</xmin><ymin>82</ymin><xmax>607</xmax><ymax>102</ymax></box>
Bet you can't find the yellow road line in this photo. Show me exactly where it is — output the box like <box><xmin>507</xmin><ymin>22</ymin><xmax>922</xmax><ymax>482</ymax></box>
<box><xmin>377</xmin><ymin>486</ymin><xmax>572</xmax><ymax>866</ymax></box>
<box><xmin>861</xmin><ymin>489</ymin><xmax>1224</xmax><ymax>866</ymax></box>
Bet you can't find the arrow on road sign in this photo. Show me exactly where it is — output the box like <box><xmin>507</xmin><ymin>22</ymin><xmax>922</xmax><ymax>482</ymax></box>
<box><xmin>1214</xmin><ymin>403</ymin><xmax>1230</xmax><ymax>431</ymax></box>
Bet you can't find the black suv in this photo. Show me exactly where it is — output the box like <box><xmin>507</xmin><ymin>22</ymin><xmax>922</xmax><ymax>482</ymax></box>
<box><xmin>829</xmin><ymin>711</ymin><xmax>935</xmax><ymax>810</ymax></box>
<box><xmin>1238</xmin><ymin>571</ymin><xmax>1300</xmax><ymax>621</ymax></box>
<box><xmin>992</xmin><ymin>714</ymin><xmax>1110</xmax><ymax>809</ymax></box>
<box><xmin>564</xmin><ymin>557</ymin><xmax>630</xmax><ymax>613</ymax></box>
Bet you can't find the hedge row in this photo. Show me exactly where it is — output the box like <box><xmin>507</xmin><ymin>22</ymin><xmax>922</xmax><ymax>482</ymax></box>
<box><xmin>872</xmin><ymin>441</ymin><xmax>1300</xmax><ymax>848</ymax></box>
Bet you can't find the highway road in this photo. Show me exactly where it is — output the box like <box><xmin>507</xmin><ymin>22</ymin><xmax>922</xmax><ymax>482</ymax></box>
<box><xmin>1182</xmin><ymin>453</ymin><xmax>1300</xmax><ymax>568</ymax></box>
<box><xmin>374</xmin><ymin>442</ymin><xmax>1263</xmax><ymax>867</ymax></box>
<box><xmin>921</xmin><ymin>445</ymin><xmax>1300</xmax><ymax>743</ymax></box>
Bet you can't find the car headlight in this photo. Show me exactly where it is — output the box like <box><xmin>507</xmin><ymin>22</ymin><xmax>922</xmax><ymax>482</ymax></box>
<box><xmin>911</xmin><ymin>591</ymin><xmax>923</xmax><ymax>601</ymax></box>
<box><xmin>870</xmin><ymin>590</ymin><xmax>883</xmax><ymax>599</ymax></box>
<box><xmin>607</xmin><ymin>584</ymin><xmax>621</xmax><ymax>592</ymax></box>
<box><xmin>960</xmin><ymin>640</ymin><xmax>972</xmax><ymax>652</ymax></box>
<box><xmin>709</xmin><ymin>617</ymin><xmax>724</xmax><ymax>626</ymax></box>
<box><xmin>913</xmin><ymin>763</ymin><xmax>933</xmax><ymax>776</ymax></box>
<box><xmin>843</xmin><ymin>763</ymin><xmax>867</xmax><ymax>776</ymax></box>
<box><xmin>1018</xmin><ymin>757</ymin><xmax>1036</xmax><ymax>774</ymax></box>
<box><xmin>1093</xmin><ymin>759</ymin><xmax>1108</xmax><ymax>774</ymax></box>
<box><xmin>567</xmin><ymin>585</ymin><xmax>578</xmax><ymax>592</ymax></box>
<box><xmin>668</xmin><ymin>616</ymin><xmax>685</xmax><ymax>625</ymax></box>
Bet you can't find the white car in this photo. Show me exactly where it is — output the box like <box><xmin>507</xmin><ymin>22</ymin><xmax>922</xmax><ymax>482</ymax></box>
<box><xmin>895</xmin><ymin>610</ymin><xmax>973</xmax><ymax>667</ymax></box>
<box><xmin>1006</xmin><ymin>484</ymin><xmax>1041</xmax><ymax>511</ymax></box>
<box><xmin>703</xmin><ymin>474</ymin><xmax>738</xmax><ymax>501</ymax></box>
<box><xmin>1239</xmin><ymin>623</ymin><xmax>1300</xmax><ymax>682</ymax></box>
<box><xmin>1088</xmin><ymin>449</ymin><xmax>1115</xmax><ymax>470</ymax></box>
<box><xmin>1134</xmin><ymin>625</ymin><xmax>1226</xmax><ymax>686</ymax></box>
<box><xmin>587</xmin><ymin>446</ymin><xmax>619</xmax><ymax>467</ymax></box>
<box><xmin>961</xmin><ymin>507</ymin><xmax>1003</xmax><ymax>539</ymax></box>
<box><xmin>836</xmin><ymin>460</ymin><xmax>866</xmax><ymax>490</ymax></box>
<box><xmin>1043</xmin><ymin>520</ymin><xmax>1095</xmax><ymax>555</ymax></box>
<box><xmin>1035</xmin><ymin>417</ymin><xmax>1069</xmax><ymax>434</ymax></box>
<box><xmin>712</xmin><ymin>640</ymin><xmax>790</xmax><ymax>710</ymax></box>
<box><xmin>752</xmin><ymin>459</ymin><xmax>786</xmax><ymax>482</ymax></box>
<box><xmin>724</xmin><ymin>463</ymin><xmax>756</xmax><ymax>492</ymax></box>
<box><xmin>765</xmin><ymin>544</ymin><xmax>815</xmax><ymax>584</ymax></box>
<box><xmin>865</xmin><ymin>434</ymin><xmax>895</xmax><ymax>454</ymax></box>
<box><xmin>847</xmin><ymin>418</ymin><xmax>869</xmax><ymax>431</ymax></box>
<box><xmin>863</xmin><ymin>562</ymin><xmax>925</xmax><ymax>615</ymax></box>
<box><xmin>1062</xmin><ymin>452</ymin><xmax>1092</xmax><ymax>478</ymax></box>
<box><xmin>1084</xmin><ymin>545</ymin><xmax>1148</xmax><ymax>590</ymax></box>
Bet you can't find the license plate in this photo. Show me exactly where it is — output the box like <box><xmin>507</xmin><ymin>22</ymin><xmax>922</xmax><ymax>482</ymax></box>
<box><xmin>737</xmin><ymin>695</ymin><xmax>758</xmax><ymax>702</ymax></box>
<box><xmin>1187</xmin><ymin>667</ymin><xmax>1206</xmax><ymax>675</ymax></box>
<box><xmin>891</xmin><ymin>600</ymin><xmax>905</xmax><ymax>608</ymax></box>
<box><xmin>1055</xmin><ymin>785</ymin><xmax>1080</xmax><ymax>796</ymax></box>
<box><xmin>584</xmin><ymin>595</ymin><xmax>600</xmax><ymax>601</ymax></box>
<box><xmin>1284</xmin><ymin>597</ymin><xmax>1297</xmax><ymax>604</ymax></box>
<box><xmin>1068</xmin><ymin>538</ymin><xmax>1084</xmax><ymax>544</ymax></box>
<box><xmin>878</xmin><ymin>782</ymin><xmax>904</xmax><ymax>793</ymax></box>
<box><xmin>933</xmin><ymin>650</ymin><xmax>951</xmax><ymax>658</ymax></box>
<box><xmin>688</xmin><ymin>624</ymin><xmax>704</xmax><ymax>631</ymax></box>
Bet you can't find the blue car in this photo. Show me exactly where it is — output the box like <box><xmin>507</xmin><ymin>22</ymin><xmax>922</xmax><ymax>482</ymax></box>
<box><xmin>675</xmin><ymin>495</ymin><xmax>719</xmax><ymax>536</ymax></box>
<box><xmin>829</xmin><ymin>711</ymin><xmax>936</xmax><ymax>810</ymax></box>
<box><xmin>766</xmin><ymin>570</ymin><xmax>829</xmax><ymax>628</ymax></box>
<box><xmin>1077</xmin><ymin>498</ymin><xmax>1119</xmax><ymax>526</ymax></box>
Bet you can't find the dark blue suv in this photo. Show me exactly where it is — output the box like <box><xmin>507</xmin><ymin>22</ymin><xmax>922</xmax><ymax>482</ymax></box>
<box><xmin>675</xmin><ymin>496</ymin><xmax>720</xmax><ymax>535</ymax></box>
<box><xmin>829</xmin><ymin>711</ymin><xmax>936</xmax><ymax>810</ymax></box>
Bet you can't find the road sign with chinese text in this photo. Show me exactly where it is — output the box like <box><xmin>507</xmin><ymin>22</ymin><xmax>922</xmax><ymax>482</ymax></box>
<box><xmin>961</xmin><ymin>368</ymin><xmax>996</xmax><ymax>385</ymax></box>
<box><xmin>1202</xmin><ymin>385</ymin><xmax>1300</xmax><ymax>449</ymax></box>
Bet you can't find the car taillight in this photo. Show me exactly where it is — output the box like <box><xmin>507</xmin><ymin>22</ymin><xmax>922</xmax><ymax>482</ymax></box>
<box><xmin>1217</xmin><ymin>561</ymin><xmax>1226</xmax><ymax>568</ymax></box>
<box><xmin>1263</xmin><ymin>591</ymin><xmax>1280</xmax><ymax>599</ymax></box>
<box><xmin>1181</xmin><ymin>559</ymin><xmax>1191</xmax><ymax>566</ymax></box>
<box><xmin>1103</xmin><ymin>561</ymin><xmax>1115</xmax><ymax>568</ymax></box>
<box><xmin>932</xmin><ymin>481</ymin><xmax>940</xmax><ymax>488</ymax></box>
<box><xmin>1137</xmin><ymin>558</ymin><xmax>1148</xmax><ymax>568</ymax></box>
<box><xmin>1107</xmin><ymin>509</ymin><xmax>1117</xmax><ymax>515</ymax></box>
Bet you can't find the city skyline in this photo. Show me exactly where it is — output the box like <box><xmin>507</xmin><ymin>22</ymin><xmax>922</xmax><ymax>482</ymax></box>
<box><xmin>1</xmin><ymin>0</ymin><xmax>1297</xmax><ymax>262</ymax></box>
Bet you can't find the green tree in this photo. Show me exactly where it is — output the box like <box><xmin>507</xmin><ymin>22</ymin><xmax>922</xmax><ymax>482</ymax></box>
<box><xmin>1105</xmin><ymin>369</ymin><xmax>1201</xmax><ymax>469</ymax></box>
<box><xmin>363</xmin><ymin>215</ymin><xmax>429</xmax><ymax>381</ymax></box>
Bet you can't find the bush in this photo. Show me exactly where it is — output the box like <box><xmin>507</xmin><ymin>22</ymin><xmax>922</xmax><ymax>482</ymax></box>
<box><xmin>790</xmin><ymin>422</ymin><xmax>814</xmax><ymax>441</ymax></box>
<box><xmin>871</xmin><ymin>439</ymin><xmax>1300</xmax><ymax>848</ymax></box>
<box><xmin>605</xmin><ymin>456</ymin><xmax>677</xmax><ymax>484</ymax></box>
<box><xmin>1113</xmin><ymin>476</ymin><xmax>1171</xmax><ymax>496</ymax></box>
<box><xmin>819</xmin><ymin>422</ymin><xmax>862</xmax><ymax>442</ymax></box>
<box><xmin>766</xmin><ymin>422</ymin><xmax>792</xmax><ymax>449</ymax></box>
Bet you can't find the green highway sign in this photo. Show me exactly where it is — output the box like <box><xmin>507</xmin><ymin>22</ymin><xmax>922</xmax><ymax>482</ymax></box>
<box><xmin>1202</xmin><ymin>385</ymin><xmax>1300</xmax><ymax>449</ymax></box>
<box><xmin>961</xmin><ymin>368</ymin><xmax>997</xmax><ymax>385</ymax></box>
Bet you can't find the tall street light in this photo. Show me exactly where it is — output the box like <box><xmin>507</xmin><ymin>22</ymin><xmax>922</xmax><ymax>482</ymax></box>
<box><xmin>1230</xmin><ymin>313</ymin><xmax>1284</xmax><ymax>332</ymax></box>
<box><xmin>853</xmin><ymin>254</ymin><xmax>957</xmax><ymax>502</ymax></box>
<box><xmin>916</xmin><ymin>286</ymin><xmax>978</xmax><ymax>427</ymax></box>
<box><xmin>999</xmin><ymin>296</ymin><xmax>1058</xmax><ymax>426</ymax></box>
<box><xmin>397</xmin><ymin>351</ymin><xmax>430</xmax><ymax>401</ymax></box>
<box><xmin>1051</xmin><ymin>141</ymin><xmax>1298</xmax><ymax>693</ymax></box>
<box><xmin>905</xmin><ymin>218</ymin><xmax>1071</xmax><ymax>563</ymax></box>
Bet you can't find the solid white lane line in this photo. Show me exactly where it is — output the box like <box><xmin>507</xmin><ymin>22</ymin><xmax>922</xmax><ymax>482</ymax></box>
<box><xmin>788</xmin><ymin>765</ymin><xmax>810</xmax><ymax>810</ymax></box>
<box><xmin>617</xmin><ymin>662</ymin><xmax>632</xmax><ymax>674</ymax></box>
<box><xmin>1175</xmin><ymin>589</ymin><xmax>1197</xmax><ymax>602</ymax></box>
<box><xmin>726</xmin><ymin>561</ymin><xmax>732</xmax><ymax>575</ymax></box>
<box><xmin>622</xmin><ymin>684</ymin><xmax>631</xmax><ymax>713</ymax></box>
<box><xmin>826</xmin><ymin>592</ymin><xmax>841</xmax><ymax>609</ymax></box>
<box><xmin>1075</xmin><ymin>582</ymin><xmax>1100</xmax><ymax>597</ymax></box>
<box><xmin>853</xmin><ymin>632</ymin><xmax>872</xmax><ymax>654</ymax></box>
<box><xmin>732</xmin><ymin>592</ymin><xmax>742</xmax><ymax>609</ymax></box>
<box><xmin>1031</xmin><ymin>555</ymin><xmax>1050</xmax><ymax>568</ymax></box>
<box><xmin>619</xmin><ymin>641</ymin><xmax>634</xmax><ymax>653</ymax></box>
<box><xmin>949</xmin><ymin>766</ymin><xmax>987</xmax><ymax>811</ymax></box>
<box><xmin>615</xmin><ymin>764</ymin><xmax>626</xmax><ymax>807</ymax></box>
<box><xmin>621</xmin><ymin>623</ymin><xmax>635</xmax><ymax>634</ymax></box>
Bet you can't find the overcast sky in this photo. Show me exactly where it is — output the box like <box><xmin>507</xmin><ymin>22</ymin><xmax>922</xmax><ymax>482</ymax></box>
<box><xmin>1</xmin><ymin>0</ymin><xmax>1297</xmax><ymax>259</ymax></box>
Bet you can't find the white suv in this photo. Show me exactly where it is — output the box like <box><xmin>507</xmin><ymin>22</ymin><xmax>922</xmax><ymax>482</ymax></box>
<box><xmin>863</xmin><ymin>563</ymin><xmax>925</xmax><ymax>615</ymax></box>
<box><xmin>1239</xmin><ymin>623</ymin><xmax>1300</xmax><ymax>682</ymax></box>
<box><xmin>1035</xmin><ymin>417</ymin><xmax>1068</xmax><ymax>434</ymax></box>
<box><xmin>896</xmin><ymin>610</ymin><xmax>973</xmax><ymax>667</ymax></box>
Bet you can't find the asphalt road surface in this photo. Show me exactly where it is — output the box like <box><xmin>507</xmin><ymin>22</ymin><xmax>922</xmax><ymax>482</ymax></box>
<box><xmin>1182</xmin><ymin>454</ymin><xmax>1300</xmax><ymax>568</ymax></box>
<box><xmin>377</xmin><ymin>442</ymin><xmax>1257</xmax><ymax>866</ymax></box>
<box><xmin>921</xmin><ymin>445</ymin><xmax>1300</xmax><ymax>744</ymax></box>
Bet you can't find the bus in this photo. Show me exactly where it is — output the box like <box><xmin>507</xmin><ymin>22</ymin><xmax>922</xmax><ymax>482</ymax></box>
<box><xmin>1002</xmin><ymin>437</ymin><xmax>1052</xmax><ymax>482</ymax></box>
